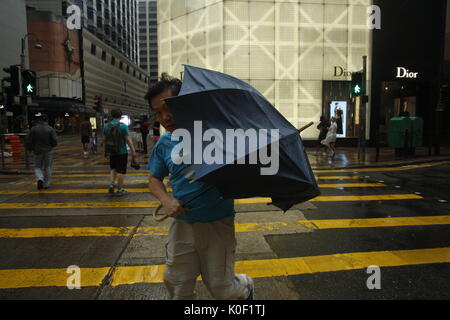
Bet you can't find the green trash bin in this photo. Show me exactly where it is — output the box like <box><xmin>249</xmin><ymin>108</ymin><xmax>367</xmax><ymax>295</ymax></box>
<box><xmin>388</xmin><ymin>117</ymin><xmax>412</xmax><ymax>148</ymax></box>
<box><xmin>409</xmin><ymin>117</ymin><xmax>423</xmax><ymax>147</ymax></box>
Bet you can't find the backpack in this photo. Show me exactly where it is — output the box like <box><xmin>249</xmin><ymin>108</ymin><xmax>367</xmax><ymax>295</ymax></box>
<box><xmin>104</xmin><ymin>123</ymin><xmax>121</xmax><ymax>154</ymax></box>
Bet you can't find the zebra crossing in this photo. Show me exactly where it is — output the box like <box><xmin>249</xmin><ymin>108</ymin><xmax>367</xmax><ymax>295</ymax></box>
<box><xmin>0</xmin><ymin>163</ymin><xmax>449</xmax><ymax>299</ymax></box>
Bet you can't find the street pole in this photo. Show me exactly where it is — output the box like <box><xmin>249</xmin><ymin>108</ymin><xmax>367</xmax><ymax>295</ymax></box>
<box><xmin>20</xmin><ymin>36</ymin><xmax>28</xmax><ymax>128</ymax></box>
<box><xmin>361</xmin><ymin>56</ymin><xmax>367</xmax><ymax>163</ymax></box>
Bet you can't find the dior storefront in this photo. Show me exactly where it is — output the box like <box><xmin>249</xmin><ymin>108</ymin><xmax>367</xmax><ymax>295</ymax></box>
<box><xmin>157</xmin><ymin>0</ymin><xmax>373</xmax><ymax>141</ymax></box>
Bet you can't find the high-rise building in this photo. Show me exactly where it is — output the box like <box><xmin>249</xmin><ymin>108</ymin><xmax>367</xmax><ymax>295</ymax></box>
<box><xmin>157</xmin><ymin>0</ymin><xmax>373</xmax><ymax>141</ymax></box>
<box><xmin>138</xmin><ymin>0</ymin><xmax>158</xmax><ymax>83</ymax></box>
<box><xmin>23</xmin><ymin>0</ymin><xmax>149</xmax><ymax>130</ymax></box>
<box><xmin>27</xmin><ymin>0</ymin><xmax>139</xmax><ymax>65</ymax></box>
<box><xmin>86</xmin><ymin>0</ymin><xmax>139</xmax><ymax>65</ymax></box>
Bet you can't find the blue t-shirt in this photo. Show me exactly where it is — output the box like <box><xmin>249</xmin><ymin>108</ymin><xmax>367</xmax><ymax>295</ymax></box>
<box><xmin>103</xmin><ymin>120</ymin><xmax>129</xmax><ymax>155</ymax></box>
<box><xmin>148</xmin><ymin>132</ymin><xmax>235</xmax><ymax>224</ymax></box>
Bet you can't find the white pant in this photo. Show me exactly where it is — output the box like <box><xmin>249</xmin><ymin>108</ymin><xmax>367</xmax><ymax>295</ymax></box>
<box><xmin>164</xmin><ymin>217</ymin><xmax>252</xmax><ymax>300</ymax></box>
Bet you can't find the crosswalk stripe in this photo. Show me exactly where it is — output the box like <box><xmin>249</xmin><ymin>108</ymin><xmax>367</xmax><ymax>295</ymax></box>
<box><xmin>1</xmin><ymin>160</ymin><xmax>449</xmax><ymax>179</ymax></box>
<box><xmin>0</xmin><ymin>183</ymin><xmax>387</xmax><ymax>195</ymax></box>
<box><xmin>315</xmin><ymin>176</ymin><xmax>365</xmax><ymax>180</ymax></box>
<box><xmin>314</xmin><ymin>161</ymin><xmax>450</xmax><ymax>173</ymax></box>
<box><xmin>1</xmin><ymin>247</ymin><xmax>449</xmax><ymax>289</ymax></box>
<box><xmin>0</xmin><ymin>194</ymin><xmax>423</xmax><ymax>210</ymax></box>
<box><xmin>1</xmin><ymin>216</ymin><xmax>449</xmax><ymax>238</ymax></box>
<box><xmin>298</xmin><ymin>216</ymin><xmax>450</xmax><ymax>229</ymax></box>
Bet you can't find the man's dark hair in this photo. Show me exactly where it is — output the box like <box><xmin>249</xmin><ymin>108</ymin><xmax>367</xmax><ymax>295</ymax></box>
<box><xmin>144</xmin><ymin>73</ymin><xmax>182</xmax><ymax>103</ymax></box>
<box><xmin>38</xmin><ymin>114</ymin><xmax>49</xmax><ymax>122</ymax></box>
<box><xmin>111</xmin><ymin>109</ymin><xmax>122</xmax><ymax>119</ymax></box>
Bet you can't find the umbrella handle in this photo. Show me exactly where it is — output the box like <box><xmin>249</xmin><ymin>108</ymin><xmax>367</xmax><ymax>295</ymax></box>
<box><xmin>153</xmin><ymin>204</ymin><xmax>170</xmax><ymax>222</ymax></box>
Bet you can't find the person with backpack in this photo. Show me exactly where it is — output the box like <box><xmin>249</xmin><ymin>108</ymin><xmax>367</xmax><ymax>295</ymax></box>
<box><xmin>103</xmin><ymin>109</ymin><xmax>137</xmax><ymax>196</ymax></box>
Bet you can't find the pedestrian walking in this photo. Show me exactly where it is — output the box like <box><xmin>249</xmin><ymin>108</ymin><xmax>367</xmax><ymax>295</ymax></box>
<box><xmin>146</xmin><ymin>74</ymin><xmax>254</xmax><ymax>300</ymax></box>
<box><xmin>103</xmin><ymin>109</ymin><xmax>137</xmax><ymax>196</ymax></box>
<box><xmin>315</xmin><ymin>116</ymin><xmax>330</xmax><ymax>155</ymax></box>
<box><xmin>26</xmin><ymin>114</ymin><xmax>58</xmax><ymax>190</ymax></box>
<box><xmin>80</xmin><ymin>116</ymin><xmax>92</xmax><ymax>158</ymax></box>
<box><xmin>321</xmin><ymin>116</ymin><xmax>337</xmax><ymax>158</ymax></box>
<box><xmin>140</xmin><ymin>115</ymin><xmax>150</xmax><ymax>155</ymax></box>
<box><xmin>131</xmin><ymin>125</ymin><xmax>143</xmax><ymax>153</ymax></box>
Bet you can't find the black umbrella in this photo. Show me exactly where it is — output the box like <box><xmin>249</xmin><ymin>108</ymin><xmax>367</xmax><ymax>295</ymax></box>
<box><xmin>163</xmin><ymin>65</ymin><xmax>320</xmax><ymax>212</ymax></box>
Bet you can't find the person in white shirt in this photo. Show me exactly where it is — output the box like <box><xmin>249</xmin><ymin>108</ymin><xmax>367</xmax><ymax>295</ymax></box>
<box><xmin>321</xmin><ymin>117</ymin><xmax>337</xmax><ymax>158</ymax></box>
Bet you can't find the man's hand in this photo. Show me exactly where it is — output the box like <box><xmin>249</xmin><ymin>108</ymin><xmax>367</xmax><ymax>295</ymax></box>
<box><xmin>161</xmin><ymin>196</ymin><xmax>187</xmax><ymax>218</ymax></box>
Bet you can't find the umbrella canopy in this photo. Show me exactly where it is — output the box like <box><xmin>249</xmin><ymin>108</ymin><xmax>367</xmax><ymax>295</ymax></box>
<box><xmin>164</xmin><ymin>65</ymin><xmax>320</xmax><ymax>211</ymax></box>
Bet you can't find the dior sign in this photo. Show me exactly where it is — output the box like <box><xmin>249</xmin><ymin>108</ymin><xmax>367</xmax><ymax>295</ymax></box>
<box><xmin>396</xmin><ymin>67</ymin><xmax>419</xmax><ymax>79</ymax></box>
<box><xmin>334</xmin><ymin>66</ymin><xmax>354</xmax><ymax>77</ymax></box>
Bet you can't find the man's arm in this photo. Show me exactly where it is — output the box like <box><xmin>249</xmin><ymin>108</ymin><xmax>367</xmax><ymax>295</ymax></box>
<box><xmin>50</xmin><ymin>129</ymin><xmax>58</xmax><ymax>148</ymax></box>
<box><xmin>124</xmin><ymin>135</ymin><xmax>137</xmax><ymax>158</ymax></box>
<box><xmin>148</xmin><ymin>174</ymin><xmax>186</xmax><ymax>218</ymax></box>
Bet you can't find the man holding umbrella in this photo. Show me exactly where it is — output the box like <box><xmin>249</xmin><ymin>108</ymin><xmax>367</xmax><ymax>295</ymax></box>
<box><xmin>146</xmin><ymin>74</ymin><xmax>254</xmax><ymax>300</ymax></box>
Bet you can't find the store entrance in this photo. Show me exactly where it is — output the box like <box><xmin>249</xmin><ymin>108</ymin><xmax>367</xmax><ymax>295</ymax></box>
<box><xmin>322</xmin><ymin>80</ymin><xmax>357</xmax><ymax>139</ymax></box>
<box><xmin>379</xmin><ymin>81</ymin><xmax>424</xmax><ymax>145</ymax></box>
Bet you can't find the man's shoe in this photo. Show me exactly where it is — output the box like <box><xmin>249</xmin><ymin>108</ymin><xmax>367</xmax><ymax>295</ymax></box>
<box><xmin>108</xmin><ymin>182</ymin><xmax>116</xmax><ymax>194</ymax></box>
<box><xmin>115</xmin><ymin>189</ymin><xmax>128</xmax><ymax>196</ymax></box>
<box><xmin>37</xmin><ymin>180</ymin><xmax>44</xmax><ymax>190</ymax></box>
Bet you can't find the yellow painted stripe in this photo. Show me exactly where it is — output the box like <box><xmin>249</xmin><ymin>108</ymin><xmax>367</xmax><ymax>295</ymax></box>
<box><xmin>0</xmin><ymin>194</ymin><xmax>422</xmax><ymax>210</ymax></box>
<box><xmin>0</xmin><ymin>201</ymin><xmax>161</xmax><ymax>209</ymax></box>
<box><xmin>318</xmin><ymin>183</ymin><xmax>386</xmax><ymax>188</ymax></box>
<box><xmin>3</xmin><ymin>215</ymin><xmax>448</xmax><ymax>239</ymax></box>
<box><xmin>14</xmin><ymin>180</ymin><xmax>151</xmax><ymax>185</ymax></box>
<box><xmin>0</xmin><ymin>184</ymin><xmax>385</xmax><ymax>195</ymax></box>
<box><xmin>310</xmin><ymin>194</ymin><xmax>423</xmax><ymax>202</ymax></box>
<box><xmin>2</xmin><ymin>247</ymin><xmax>450</xmax><ymax>289</ymax></box>
<box><xmin>1</xmin><ymin>160</ymin><xmax>449</xmax><ymax>179</ymax></box>
<box><xmin>299</xmin><ymin>216</ymin><xmax>450</xmax><ymax>230</ymax></box>
<box><xmin>315</xmin><ymin>176</ymin><xmax>365</xmax><ymax>180</ymax></box>
<box><xmin>314</xmin><ymin>161</ymin><xmax>450</xmax><ymax>173</ymax></box>
<box><xmin>0</xmin><ymin>222</ymin><xmax>293</xmax><ymax>238</ymax></box>
<box><xmin>0</xmin><ymin>267</ymin><xmax>111</xmax><ymax>289</ymax></box>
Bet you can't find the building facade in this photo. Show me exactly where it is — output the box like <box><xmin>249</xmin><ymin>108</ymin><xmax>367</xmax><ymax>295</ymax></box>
<box><xmin>0</xmin><ymin>0</ymin><xmax>28</xmax><ymax>133</ymax></box>
<box><xmin>85</xmin><ymin>0</ymin><xmax>140</xmax><ymax>65</ymax></box>
<box><xmin>371</xmin><ymin>0</ymin><xmax>447</xmax><ymax>151</ymax></box>
<box><xmin>23</xmin><ymin>0</ymin><xmax>149</xmax><ymax>131</ymax></box>
<box><xmin>157</xmin><ymin>0</ymin><xmax>373</xmax><ymax>141</ymax></box>
<box><xmin>138</xmin><ymin>0</ymin><xmax>158</xmax><ymax>83</ymax></box>
<box><xmin>82</xmin><ymin>28</ymin><xmax>149</xmax><ymax>118</ymax></box>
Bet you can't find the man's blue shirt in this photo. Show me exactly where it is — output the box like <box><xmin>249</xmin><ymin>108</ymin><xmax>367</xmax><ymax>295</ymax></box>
<box><xmin>148</xmin><ymin>132</ymin><xmax>235</xmax><ymax>224</ymax></box>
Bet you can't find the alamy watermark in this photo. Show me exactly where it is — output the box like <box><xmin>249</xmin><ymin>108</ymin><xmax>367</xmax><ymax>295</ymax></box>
<box><xmin>366</xmin><ymin>265</ymin><xmax>382</xmax><ymax>290</ymax></box>
<box><xmin>67</xmin><ymin>265</ymin><xmax>81</xmax><ymax>290</ymax></box>
<box><xmin>170</xmin><ymin>121</ymin><xmax>280</xmax><ymax>176</ymax></box>
<box><xmin>66</xmin><ymin>5</ymin><xmax>381</xmax><ymax>31</ymax></box>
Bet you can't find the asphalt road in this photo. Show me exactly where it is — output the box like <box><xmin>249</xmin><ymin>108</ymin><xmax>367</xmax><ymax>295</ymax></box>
<box><xmin>0</xmin><ymin>160</ymin><xmax>450</xmax><ymax>301</ymax></box>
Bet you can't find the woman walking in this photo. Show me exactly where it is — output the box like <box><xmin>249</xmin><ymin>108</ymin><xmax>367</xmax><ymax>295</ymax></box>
<box><xmin>321</xmin><ymin>117</ymin><xmax>337</xmax><ymax>158</ymax></box>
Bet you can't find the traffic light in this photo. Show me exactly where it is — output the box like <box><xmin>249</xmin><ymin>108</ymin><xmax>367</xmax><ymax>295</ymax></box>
<box><xmin>21</xmin><ymin>70</ymin><xmax>37</xmax><ymax>96</ymax></box>
<box><xmin>94</xmin><ymin>97</ymin><xmax>102</xmax><ymax>112</ymax></box>
<box><xmin>3</xmin><ymin>65</ymin><xmax>21</xmax><ymax>96</ymax></box>
<box><xmin>351</xmin><ymin>72</ymin><xmax>364</xmax><ymax>97</ymax></box>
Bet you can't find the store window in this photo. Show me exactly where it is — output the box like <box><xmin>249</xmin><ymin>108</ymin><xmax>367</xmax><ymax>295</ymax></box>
<box><xmin>322</xmin><ymin>81</ymin><xmax>356</xmax><ymax>138</ymax></box>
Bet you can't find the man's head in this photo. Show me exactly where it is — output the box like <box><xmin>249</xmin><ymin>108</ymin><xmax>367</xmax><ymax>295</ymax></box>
<box><xmin>111</xmin><ymin>109</ymin><xmax>122</xmax><ymax>120</ymax></box>
<box><xmin>145</xmin><ymin>73</ymin><xmax>182</xmax><ymax>133</ymax></box>
<box><xmin>38</xmin><ymin>114</ymin><xmax>49</xmax><ymax>123</ymax></box>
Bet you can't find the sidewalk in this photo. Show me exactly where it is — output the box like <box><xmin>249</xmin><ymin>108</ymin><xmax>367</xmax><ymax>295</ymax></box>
<box><xmin>1</xmin><ymin>133</ymin><xmax>450</xmax><ymax>174</ymax></box>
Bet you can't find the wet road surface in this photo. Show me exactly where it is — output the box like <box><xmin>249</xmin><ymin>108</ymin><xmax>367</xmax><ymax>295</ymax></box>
<box><xmin>0</xmin><ymin>158</ymin><xmax>450</xmax><ymax>300</ymax></box>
